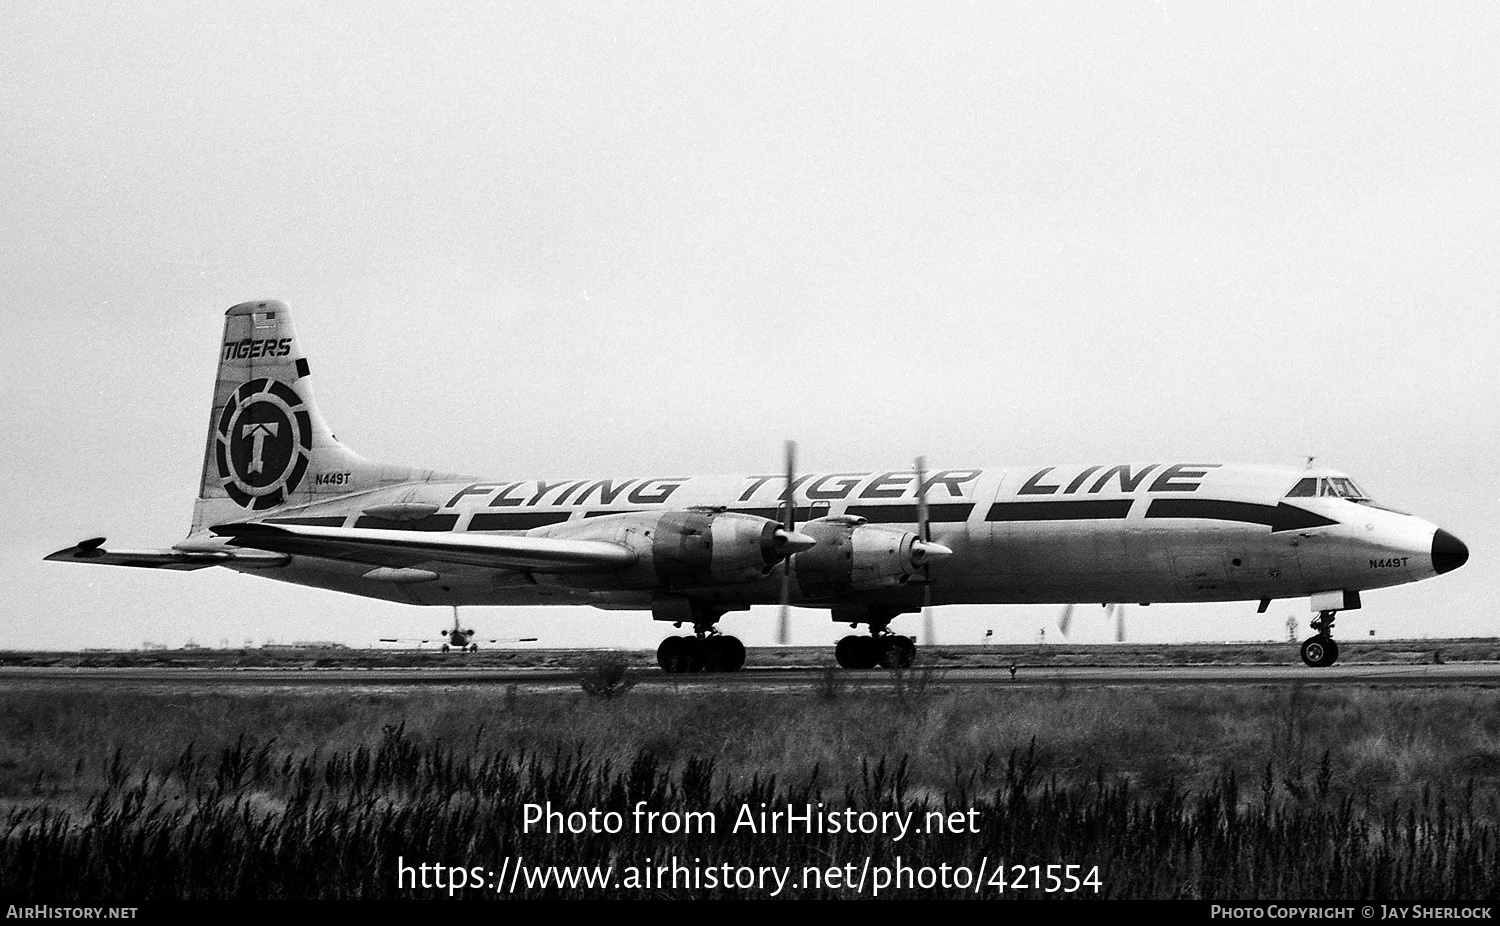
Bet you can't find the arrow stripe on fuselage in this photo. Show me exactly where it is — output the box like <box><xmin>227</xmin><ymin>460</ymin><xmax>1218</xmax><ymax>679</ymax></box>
<box><xmin>467</xmin><ymin>512</ymin><xmax>572</xmax><ymax>530</ymax></box>
<box><xmin>986</xmin><ymin>500</ymin><xmax>1134</xmax><ymax>520</ymax></box>
<box><xmin>353</xmin><ymin>514</ymin><xmax>461</xmax><ymax>531</ymax></box>
<box><xmin>1145</xmin><ymin>499</ymin><xmax>1338</xmax><ymax>532</ymax></box>
<box><xmin>843</xmin><ymin>503</ymin><xmax>974</xmax><ymax>523</ymax></box>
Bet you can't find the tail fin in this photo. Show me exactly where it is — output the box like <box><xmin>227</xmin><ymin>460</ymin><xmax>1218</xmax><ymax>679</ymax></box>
<box><xmin>191</xmin><ymin>300</ymin><xmax>413</xmax><ymax>532</ymax></box>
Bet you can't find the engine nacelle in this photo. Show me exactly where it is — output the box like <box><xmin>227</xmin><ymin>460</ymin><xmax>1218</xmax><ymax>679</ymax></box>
<box><xmin>538</xmin><ymin>508</ymin><xmax>812</xmax><ymax>590</ymax></box>
<box><xmin>793</xmin><ymin>516</ymin><xmax>943</xmax><ymax>596</ymax></box>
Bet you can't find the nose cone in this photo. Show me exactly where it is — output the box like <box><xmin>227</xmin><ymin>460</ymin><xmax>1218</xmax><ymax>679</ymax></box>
<box><xmin>775</xmin><ymin>529</ymin><xmax>818</xmax><ymax>555</ymax></box>
<box><xmin>1431</xmin><ymin>529</ymin><xmax>1469</xmax><ymax>575</ymax></box>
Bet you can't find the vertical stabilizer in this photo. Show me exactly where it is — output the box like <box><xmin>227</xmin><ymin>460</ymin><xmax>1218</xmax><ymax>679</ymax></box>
<box><xmin>190</xmin><ymin>300</ymin><xmax>415</xmax><ymax>532</ymax></box>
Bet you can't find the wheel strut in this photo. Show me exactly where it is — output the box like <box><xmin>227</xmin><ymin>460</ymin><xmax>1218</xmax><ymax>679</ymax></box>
<box><xmin>1310</xmin><ymin>610</ymin><xmax>1337</xmax><ymax>636</ymax></box>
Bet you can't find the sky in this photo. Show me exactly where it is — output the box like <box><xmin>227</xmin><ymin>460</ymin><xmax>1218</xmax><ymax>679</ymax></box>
<box><xmin>1</xmin><ymin>2</ymin><xmax>1494</xmax><ymax>651</ymax></box>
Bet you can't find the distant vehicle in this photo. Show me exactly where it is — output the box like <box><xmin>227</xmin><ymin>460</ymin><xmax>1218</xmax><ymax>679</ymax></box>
<box><xmin>49</xmin><ymin>300</ymin><xmax>1468</xmax><ymax>672</ymax></box>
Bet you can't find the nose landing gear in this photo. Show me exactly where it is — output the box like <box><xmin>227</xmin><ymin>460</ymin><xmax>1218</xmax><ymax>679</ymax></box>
<box><xmin>1300</xmin><ymin>610</ymin><xmax>1340</xmax><ymax>667</ymax></box>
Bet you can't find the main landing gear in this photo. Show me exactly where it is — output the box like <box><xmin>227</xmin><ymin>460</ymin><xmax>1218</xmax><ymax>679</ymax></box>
<box><xmin>835</xmin><ymin>633</ymin><xmax>916</xmax><ymax>670</ymax></box>
<box><xmin>657</xmin><ymin>629</ymin><xmax>747</xmax><ymax>674</ymax></box>
<box><xmin>833</xmin><ymin>610</ymin><xmax>917</xmax><ymax>670</ymax></box>
<box><xmin>1300</xmin><ymin>610</ymin><xmax>1340</xmax><ymax>668</ymax></box>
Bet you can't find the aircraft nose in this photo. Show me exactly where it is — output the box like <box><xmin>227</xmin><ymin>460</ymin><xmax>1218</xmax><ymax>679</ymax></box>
<box><xmin>1431</xmin><ymin>529</ymin><xmax>1469</xmax><ymax>575</ymax></box>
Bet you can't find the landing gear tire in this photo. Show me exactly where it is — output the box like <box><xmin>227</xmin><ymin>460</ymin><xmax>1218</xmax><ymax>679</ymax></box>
<box><xmin>657</xmin><ymin>636</ymin><xmax>690</xmax><ymax>673</ymax></box>
<box><xmin>702</xmin><ymin>635</ymin><xmax>746</xmax><ymax>673</ymax></box>
<box><xmin>659</xmin><ymin>634</ymin><xmax>744</xmax><ymax>674</ymax></box>
<box><xmin>834</xmin><ymin>635</ymin><xmax>858</xmax><ymax>668</ymax></box>
<box><xmin>679</xmin><ymin>636</ymin><xmax>705</xmax><ymax>673</ymax></box>
<box><xmin>878</xmin><ymin>635</ymin><xmax>917</xmax><ymax>669</ymax></box>
<box><xmin>835</xmin><ymin>635</ymin><xmax>881</xmax><ymax>669</ymax></box>
<box><xmin>1300</xmin><ymin>635</ymin><xmax>1338</xmax><ymax>668</ymax></box>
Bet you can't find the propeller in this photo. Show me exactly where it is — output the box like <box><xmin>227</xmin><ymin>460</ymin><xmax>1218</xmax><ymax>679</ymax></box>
<box><xmin>1057</xmin><ymin>603</ymin><xmax>1125</xmax><ymax>641</ymax></box>
<box><xmin>777</xmin><ymin>440</ymin><xmax>797</xmax><ymax>645</ymax></box>
<box><xmin>915</xmin><ymin>455</ymin><xmax>935</xmax><ymax>646</ymax></box>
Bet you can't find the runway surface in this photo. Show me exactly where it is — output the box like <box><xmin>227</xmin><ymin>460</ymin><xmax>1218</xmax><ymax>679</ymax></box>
<box><xmin>1</xmin><ymin>662</ymin><xmax>1495</xmax><ymax>692</ymax></box>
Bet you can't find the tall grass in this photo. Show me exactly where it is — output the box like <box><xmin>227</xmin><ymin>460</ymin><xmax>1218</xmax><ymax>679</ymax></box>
<box><xmin>1</xmin><ymin>686</ymin><xmax>1497</xmax><ymax>899</ymax></box>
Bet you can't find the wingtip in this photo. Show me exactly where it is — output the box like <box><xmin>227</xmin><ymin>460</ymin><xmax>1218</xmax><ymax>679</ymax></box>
<box><xmin>44</xmin><ymin>537</ymin><xmax>108</xmax><ymax>561</ymax></box>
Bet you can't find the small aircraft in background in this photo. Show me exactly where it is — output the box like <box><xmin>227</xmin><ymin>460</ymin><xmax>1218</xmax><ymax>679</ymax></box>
<box><xmin>377</xmin><ymin>607</ymin><xmax>539</xmax><ymax>652</ymax></box>
<box><xmin>48</xmin><ymin>300</ymin><xmax>1469</xmax><ymax>673</ymax></box>
<box><xmin>379</xmin><ymin>607</ymin><xmax>494</xmax><ymax>652</ymax></box>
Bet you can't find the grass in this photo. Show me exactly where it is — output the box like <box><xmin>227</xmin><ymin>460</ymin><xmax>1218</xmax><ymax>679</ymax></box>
<box><xmin>1</xmin><ymin>684</ymin><xmax>1497</xmax><ymax>899</ymax></box>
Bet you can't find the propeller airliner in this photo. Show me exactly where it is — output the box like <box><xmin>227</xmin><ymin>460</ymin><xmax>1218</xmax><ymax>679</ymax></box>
<box><xmin>48</xmin><ymin>301</ymin><xmax>1469</xmax><ymax>671</ymax></box>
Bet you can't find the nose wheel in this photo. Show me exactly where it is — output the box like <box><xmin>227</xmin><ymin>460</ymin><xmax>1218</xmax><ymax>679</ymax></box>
<box><xmin>1300</xmin><ymin>611</ymin><xmax>1340</xmax><ymax>667</ymax></box>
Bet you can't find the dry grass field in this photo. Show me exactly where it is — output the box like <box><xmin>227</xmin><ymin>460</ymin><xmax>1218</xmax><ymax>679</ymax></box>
<box><xmin>1</xmin><ymin>658</ymin><xmax>1497</xmax><ymax>899</ymax></box>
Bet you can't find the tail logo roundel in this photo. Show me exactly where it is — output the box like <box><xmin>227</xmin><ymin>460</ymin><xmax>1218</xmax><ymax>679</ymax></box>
<box><xmin>214</xmin><ymin>378</ymin><xmax>312</xmax><ymax>509</ymax></box>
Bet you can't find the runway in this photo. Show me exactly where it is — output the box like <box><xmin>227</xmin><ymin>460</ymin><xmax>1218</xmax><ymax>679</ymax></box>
<box><xmin>1</xmin><ymin>662</ymin><xmax>1495</xmax><ymax>692</ymax></box>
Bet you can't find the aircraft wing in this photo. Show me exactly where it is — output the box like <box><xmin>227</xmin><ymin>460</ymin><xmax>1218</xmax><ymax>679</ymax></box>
<box><xmin>43</xmin><ymin>538</ymin><xmax>284</xmax><ymax>570</ymax></box>
<box><xmin>211</xmin><ymin>522</ymin><xmax>638</xmax><ymax>573</ymax></box>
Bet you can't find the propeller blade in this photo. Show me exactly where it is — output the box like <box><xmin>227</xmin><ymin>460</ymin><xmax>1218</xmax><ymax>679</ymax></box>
<box><xmin>777</xmin><ymin>571</ymin><xmax>791</xmax><ymax>645</ymax></box>
<box><xmin>1058</xmin><ymin>604</ymin><xmax>1075</xmax><ymax>638</ymax></box>
<box><xmin>914</xmin><ymin>455</ymin><xmax>930</xmax><ymax>543</ymax></box>
<box><xmin>914</xmin><ymin>455</ymin><xmax>936</xmax><ymax>646</ymax></box>
<box><xmin>777</xmin><ymin>440</ymin><xmax>797</xmax><ymax>646</ymax></box>
<box><xmin>1114</xmin><ymin>603</ymin><xmax>1126</xmax><ymax>643</ymax></box>
<box><xmin>922</xmin><ymin>584</ymin><xmax>935</xmax><ymax>647</ymax></box>
<box><xmin>782</xmin><ymin>440</ymin><xmax>798</xmax><ymax>532</ymax></box>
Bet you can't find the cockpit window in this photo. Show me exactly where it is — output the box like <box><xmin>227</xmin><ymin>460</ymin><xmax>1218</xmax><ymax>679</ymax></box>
<box><xmin>1285</xmin><ymin>476</ymin><xmax>1369</xmax><ymax>500</ymax></box>
<box><xmin>1324</xmin><ymin>477</ymin><xmax>1367</xmax><ymax>500</ymax></box>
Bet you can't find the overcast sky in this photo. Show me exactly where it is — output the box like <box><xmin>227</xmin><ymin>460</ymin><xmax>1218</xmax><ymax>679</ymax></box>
<box><xmin>2</xmin><ymin>3</ymin><xmax>1494</xmax><ymax>651</ymax></box>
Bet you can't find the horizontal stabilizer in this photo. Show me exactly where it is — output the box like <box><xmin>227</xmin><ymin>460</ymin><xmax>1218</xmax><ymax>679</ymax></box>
<box><xmin>212</xmin><ymin>522</ymin><xmax>638</xmax><ymax>572</ymax></box>
<box><xmin>43</xmin><ymin>538</ymin><xmax>285</xmax><ymax>571</ymax></box>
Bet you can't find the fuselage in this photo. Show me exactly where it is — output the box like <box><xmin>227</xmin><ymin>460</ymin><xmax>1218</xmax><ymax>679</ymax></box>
<box><xmin>220</xmin><ymin>460</ymin><xmax>1457</xmax><ymax>612</ymax></box>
